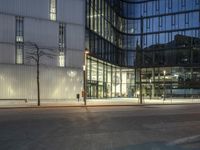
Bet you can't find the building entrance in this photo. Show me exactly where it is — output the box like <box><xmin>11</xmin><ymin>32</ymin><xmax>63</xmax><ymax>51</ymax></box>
<box><xmin>88</xmin><ymin>82</ymin><xmax>97</xmax><ymax>98</ymax></box>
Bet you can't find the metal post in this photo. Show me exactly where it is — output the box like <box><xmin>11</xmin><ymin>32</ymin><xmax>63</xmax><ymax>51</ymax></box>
<box><xmin>139</xmin><ymin>68</ymin><xmax>142</xmax><ymax>104</ymax></box>
<box><xmin>139</xmin><ymin>16</ymin><xmax>144</xmax><ymax>104</ymax></box>
<box><xmin>83</xmin><ymin>67</ymin><xmax>86</xmax><ymax>106</ymax></box>
<box><xmin>163</xmin><ymin>70</ymin><xmax>166</xmax><ymax>101</ymax></box>
<box><xmin>83</xmin><ymin>49</ymin><xmax>89</xmax><ymax>106</ymax></box>
<box><xmin>150</xmin><ymin>79</ymin><xmax>152</xmax><ymax>100</ymax></box>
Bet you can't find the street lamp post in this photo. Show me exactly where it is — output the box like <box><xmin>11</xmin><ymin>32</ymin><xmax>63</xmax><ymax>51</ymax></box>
<box><xmin>139</xmin><ymin>16</ymin><xmax>144</xmax><ymax>104</ymax></box>
<box><xmin>163</xmin><ymin>70</ymin><xmax>166</xmax><ymax>101</ymax></box>
<box><xmin>150</xmin><ymin>79</ymin><xmax>152</xmax><ymax>100</ymax></box>
<box><xmin>83</xmin><ymin>48</ymin><xmax>89</xmax><ymax>106</ymax></box>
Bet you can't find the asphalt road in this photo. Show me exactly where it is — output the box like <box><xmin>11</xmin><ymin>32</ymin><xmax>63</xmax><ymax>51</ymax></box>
<box><xmin>0</xmin><ymin>105</ymin><xmax>200</xmax><ymax>150</ymax></box>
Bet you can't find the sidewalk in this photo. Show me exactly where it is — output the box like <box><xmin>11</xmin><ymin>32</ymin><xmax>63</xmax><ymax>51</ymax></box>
<box><xmin>0</xmin><ymin>98</ymin><xmax>200</xmax><ymax>108</ymax></box>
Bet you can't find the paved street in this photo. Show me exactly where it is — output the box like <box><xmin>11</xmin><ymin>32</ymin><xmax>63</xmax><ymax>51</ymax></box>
<box><xmin>0</xmin><ymin>105</ymin><xmax>200</xmax><ymax>150</ymax></box>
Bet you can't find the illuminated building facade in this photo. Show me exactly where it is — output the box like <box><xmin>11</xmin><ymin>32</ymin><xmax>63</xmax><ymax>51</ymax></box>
<box><xmin>0</xmin><ymin>0</ymin><xmax>199</xmax><ymax>101</ymax></box>
<box><xmin>86</xmin><ymin>0</ymin><xmax>200</xmax><ymax>98</ymax></box>
<box><xmin>0</xmin><ymin>0</ymin><xmax>85</xmax><ymax>100</ymax></box>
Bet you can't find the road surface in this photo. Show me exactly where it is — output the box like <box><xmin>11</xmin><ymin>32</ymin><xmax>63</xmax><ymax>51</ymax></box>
<box><xmin>0</xmin><ymin>105</ymin><xmax>200</xmax><ymax>150</ymax></box>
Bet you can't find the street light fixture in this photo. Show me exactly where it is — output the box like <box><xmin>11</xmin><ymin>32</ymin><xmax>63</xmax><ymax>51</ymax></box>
<box><xmin>83</xmin><ymin>48</ymin><xmax>89</xmax><ymax>106</ymax></box>
<box><xmin>163</xmin><ymin>70</ymin><xmax>166</xmax><ymax>76</ymax></box>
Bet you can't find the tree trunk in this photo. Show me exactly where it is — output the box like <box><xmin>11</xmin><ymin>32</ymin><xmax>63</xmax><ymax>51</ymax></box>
<box><xmin>36</xmin><ymin>46</ymin><xmax>40</xmax><ymax>106</ymax></box>
<box><xmin>37</xmin><ymin>62</ymin><xmax>40</xmax><ymax>106</ymax></box>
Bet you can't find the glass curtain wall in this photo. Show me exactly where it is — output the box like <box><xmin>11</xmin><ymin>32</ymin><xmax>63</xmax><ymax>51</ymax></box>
<box><xmin>139</xmin><ymin>67</ymin><xmax>200</xmax><ymax>98</ymax></box>
<box><xmin>87</xmin><ymin>56</ymin><xmax>135</xmax><ymax>99</ymax></box>
<box><xmin>124</xmin><ymin>0</ymin><xmax>200</xmax><ymax>98</ymax></box>
<box><xmin>86</xmin><ymin>0</ymin><xmax>136</xmax><ymax>66</ymax></box>
<box><xmin>86</xmin><ymin>0</ymin><xmax>200</xmax><ymax>98</ymax></box>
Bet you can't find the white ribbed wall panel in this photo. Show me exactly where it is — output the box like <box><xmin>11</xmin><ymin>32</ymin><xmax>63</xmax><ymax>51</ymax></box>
<box><xmin>66</xmin><ymin>50</ymin><xmax>83</xmax><ymax>68</ymax></box>
<box><xmin>24</xmin><ymin>18</ymin><xmax>58</xmax><ymax>48</ymax></box>
<box><xmin>0</xmin><ymin>0</ymin><xmax>85</xmax><ymax>100</ymax></box>
<box><xmin>66</xmin><ymin>24</ymin><xmax>84</xmax><ymax>50</ymax></box>
<box><xmin>0</xmin><ymin>43</ymin><xmax>15</xmax><ymax>63</ymax></box>
<box><xmin>0</xmin><ymin>0</ymin><xmax>49</xmax><ymax>20</ymax></box>
<box><xmin>0</xmin><ymin>64</ymin><xmax>83</xmax><ymax>100</ymax></box>
<box><xmin>0</xmin><ymin>14</ymin><xmax>15</xmax><ymax>43</ymax></box>
<box><xmin>57</xmin><ymin>0</ymin><xmax>85</xmax><ymax>25</ymax></box>
<box><xmin>24</xmin><ymin>50</ymin><xmax>59</xmax><ymax>67</ymax></box>
<box><xmin>24</xmin><ymin>18</ymin><xmax>59</xmax><ymax>66</ymax></box>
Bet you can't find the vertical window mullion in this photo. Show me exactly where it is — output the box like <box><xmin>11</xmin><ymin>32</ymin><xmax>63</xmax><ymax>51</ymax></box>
<box><xmin>168</xmin><ymin>0</ymin><xmax>172</xmax><ymax>9</ymax></box>
<box><xmin>185</xmin><ymin>13</ymin><xmax>189</xmax><ymax>25</ymax></box>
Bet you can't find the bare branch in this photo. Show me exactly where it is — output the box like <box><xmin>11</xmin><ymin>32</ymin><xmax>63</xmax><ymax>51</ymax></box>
<box><xmin>26</xmin><ymin>52</ymin><xmax>37</xmax><ymax>55</ymax></box>
<box><xmin>46</xmin><ymin>55</ymin><xmax>54</xmax><ymax>59</ymax></box>
<box><xmin>26</xmin><ymin>56</ymin><xmax>37</xmax><ymax>62</ymax></box>
<box><xmin>24</xmin><ymin>41</ymin><xmax>59</xmax><ymax>63</ymax></box>
<box><xmin>39</xmin><ymin>47</ymin><xmax>59</xmax><ymax>52</ymax></box>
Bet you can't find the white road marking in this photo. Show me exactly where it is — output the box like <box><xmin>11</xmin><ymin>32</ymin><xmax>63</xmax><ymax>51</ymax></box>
<box><xmin>167</xmin><ymin>135</ymin><xmax>200</xmax><ymax>146</ymax></box>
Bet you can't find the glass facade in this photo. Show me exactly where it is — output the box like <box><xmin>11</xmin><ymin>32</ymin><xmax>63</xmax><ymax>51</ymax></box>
<box><xmin>86</xmin><ymin>0</ymin><xmax>200</xmax><ymax>99</ymax></box>
<box><xmin>87</xmin><ymin>56</ymin><xmax>135</xmax><ymax>98</ymax></box>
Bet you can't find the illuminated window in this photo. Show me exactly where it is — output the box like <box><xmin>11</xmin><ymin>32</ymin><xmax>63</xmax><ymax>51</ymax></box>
<box><xmin>50</xmin><ymin>0</ymin><xmax>57</xmax><ymax>21</ymax></box>
<box><xmin>59</xmin><ymin>23</ymin><xmax>66</xmax><ymax>67</ymax></box>
<box><xmin>15</xmin><ymin>16</ymin><xmax>24</xmax><ymax>64</ymax></box>
<box><xmin>16</xmin><ymin>43</ymin><xmax>23</xmax><ymax>64</ymax></box>
<box><xmin>59</xmin><ymin>52</ymin><xmax>65</xmax><ymax>67</ymax></box>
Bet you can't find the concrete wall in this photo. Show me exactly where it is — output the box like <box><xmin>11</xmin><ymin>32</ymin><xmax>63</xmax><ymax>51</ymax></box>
<box><xmin>57</xmin><ymin>0</ymin><xmax>85</xmax><ymax>25</ymax></box>
<box><xmin>0</xmin><ymin>14</ymin><xmax>15</xmax><ymax>43</ymax></box>
<box><xmin>0</xmin><ymin>0</ymin><xmax>85</xmax><ymax>25</ymax></box>
<box><xmin>0</xmin><ymin>0</ymin><xmax>49</xmax><ymax>19</ymax></box>
<box><xmin>24</xmin><ymin>18</ymin><xmax>59</xmax><ymax>66</ymax></box>
<box><xmin>0</xmin><ymin>14</ymin><xmax>15</xmax><ymax>64</ymax></box>
<box><xmin>0</xmin><ymin>43</ymin><xmax>15</xmax><ymax>64</ymax></box>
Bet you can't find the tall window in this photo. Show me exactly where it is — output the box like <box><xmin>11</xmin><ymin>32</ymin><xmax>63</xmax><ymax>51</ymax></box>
<box><xmin>159</xmin><ymin>16</ymin><xmax>163</xmax><ymax>27</ymax></box>
<box><xmin>155</xmin><ymin>0</ymin><xmax>160</xmax><ymax>12</ymax></box>
<box><xmin>59</xmin><ymin>23</ymin><xmax>66</xmax><ymax>67</ymax></box>
<box><xmin>185</xmin><ymin>13</ymin><xmax>189</xmax><ymax>25</ymax></box>
<box><xmin>50</xmin><ymin>0</ymin><xmax>57</xmax><ymax>21</ymax></box>
<box><xmin>146</xmin><ymin>18</ymin><xmax>150</xmax><ymax>29</ymax></box>
<box><xmin>16</xmin><ymin>16</ymin><xmax>24</xmax><ymax>64</ymax></box>
<box><xmin>171</xmin><ymin>15</ymin><xmax>176</xmax><ymax>26</ymax></box>
<box><xmin>181</xmin><ymin>0</ymin><xmax>186</xmax><ymax>8</ymax></box>
<box><xmin>168</xmin><ymin>0</ymin><xmax>172</xmax><ymax>9</ymax></box>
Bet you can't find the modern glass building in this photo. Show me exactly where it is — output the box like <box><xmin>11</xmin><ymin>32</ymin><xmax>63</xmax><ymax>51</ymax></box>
<box><xmin>86</xmin><ymin>0</ymin><xmax>200</xmax><ymax>99</ymax></box>
<box><xmin>0</xmin><ymin>0</ymin><xmax>199</xmax><ymax>102</ymax></box>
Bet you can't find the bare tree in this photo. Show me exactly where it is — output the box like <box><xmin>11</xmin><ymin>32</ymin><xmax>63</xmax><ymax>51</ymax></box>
<box><xmin>24</xmin><ymin>42</ymin><xmax>57</xmax><ymax>106</ymax></box>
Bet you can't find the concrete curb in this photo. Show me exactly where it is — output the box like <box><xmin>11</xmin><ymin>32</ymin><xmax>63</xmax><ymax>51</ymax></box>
<box><xmin>0</xmin><ymin>103</ymin><xmax>200</xmax><ymax>109</ymax></box>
